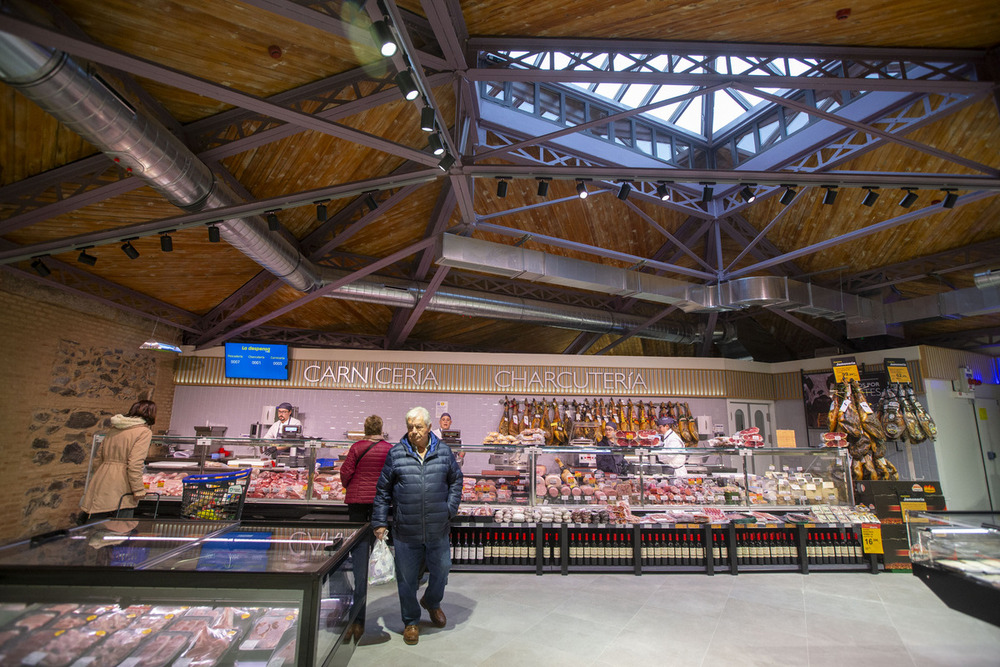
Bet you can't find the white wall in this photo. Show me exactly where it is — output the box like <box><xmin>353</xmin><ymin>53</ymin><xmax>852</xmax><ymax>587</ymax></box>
<box><xmin>925</xmin><ymin>379</ymin><xmax>991</xmax><ymax>510</ymax></box>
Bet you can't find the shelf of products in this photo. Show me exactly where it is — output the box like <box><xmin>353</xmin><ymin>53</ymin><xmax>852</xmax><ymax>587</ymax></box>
<box><xmin>0</xmin><ymin>518</ymin><xmax>370</xmax><ymax>666</ymax></box>
<box><xmin>907</xmin><ymin>510</ymin><xmax>1000</xmax><ymax>627</ymax></box>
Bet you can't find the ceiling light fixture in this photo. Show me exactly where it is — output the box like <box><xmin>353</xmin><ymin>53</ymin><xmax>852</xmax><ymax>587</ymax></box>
<box><xmin>394</xmin><ymin>70</ymin><xmax>419</xmax><ymax>101</ymax></box>
<box><xmin>536</xmin><ymin>177</ymin><xmax>550</xmax><ymax>197</ymax></box>
<box><xmin>942</xmin><ymin>190</ymin><xmax>959</xmax><ymax>209</ymax></box>
<box><xmin>316</xmin><ymin>201</ymin><xmax>328</xmax><ymax>222</ymax></box>
<box><xmin>427</xmin><ymin>133</ymin><xmax>445</xmax><ymax>156</ymax></box>
<box><xmin>822</xmin><ymin>186</ymin><xmax>838</xmax><ymax>205</ymax></box>
<box><xmin>576</xmin><ymin>180</ymin><xmax>589</xmax><ymax>199</ymax></box>
<box><xmin>739</xmin><ymin>185</ymin><xmax>756</xmax><ymax>203</ymax></box>
<box><xmin>779</xmin><ymin>185</ymin><xmax>797</xmax><ymax>205</ymax></box>
<box><xmin>617</xmin><ymin>181</ymin><xmax>632</xmax><ymax>201</ymax></box>
<box><xmin>701</xmin><ymin>184</ymin><xmax>713</xmax><ymax>202</ymax></box>
<box><xmin>656</xmin><ymin>182</ymin><xmax>671</xmax><ymax>201</ymax></box>
<box><xmin>496</xmin><ymin>177</ymin><xmax>509</xmax><ymax>198</ymax></box>
<box><xmin>207</xmin><ymin>224</ymin><xmax>221</xmax><ymax>242</ymax></box>
<box><xmin>420</xmin><ymin>106</ymin><xmax>435</xmax><ymax>132</ymax></box>
<box><xmin>437</xmin><ymin>153</ymin><xmax>455</xmax><ymax>171</ymax></box>
<box><xmin>139</xmin><ymin>339</ymin><xmax>182</xmax><ymax>353</ymax></box>
<box><xmin>121</xmin><ymin>241</ymin><xmax>140</xmax><ymax>259</ymax></box>
<box><xmin>861</xmin><ymin>187</ymin><xmax>879</xmax><ymax>207</ymax></box>
<box><xmin>160</xmin><ymin>233</ymin><xmax>173</xmax><ymax>252</ymax></box>
<box><xmin>77</xmin><ymin>248</ymin><xmax>97</xmax><ymax>266</ymax></box>
<box><xmin>898</xmin><ymin>189</ymin><xmax>918</xmax><ymax>208</ymax></box>
<box><xmin>266</xmin><ymin>212</ymin><xmax>280</xmax><ymax>231</ymax></box>
<box><xmin>31</xmin><ymin>257</ymin><xmax>50</xmax><ymax>277</ymax></box>
<box><xmin>370</xmin><ymin>20</ymin><xmax>397</xmax><ymax>57</ymax></box>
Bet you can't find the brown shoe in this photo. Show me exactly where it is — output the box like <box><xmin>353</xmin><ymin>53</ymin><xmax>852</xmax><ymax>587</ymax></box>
<box><xmin>403</xmin><ymin>624</ymin><xmax>419</xmax><ymax>645</ymax></box>
<box><xmin>347</xmin><ymin>623</ymin><xmax>363</xmax><ymax>642</ymax></box>
<box><xmin>420</xmin><ymin>596</ymin><xmax>446</xmax><ymax>628</ymax></box>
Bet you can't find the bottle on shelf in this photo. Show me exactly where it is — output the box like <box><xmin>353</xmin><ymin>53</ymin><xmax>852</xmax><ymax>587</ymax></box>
<box><xmin>850</xmin><ymin>530</ymin><xmax>864</xmax><ymax>564</ymax></box>
<box><xmin>460</xmin><ymin>532</ymin><xmax>471</xmax><ymax>564</ymax></box>
<box><xmin>736</xmin><ymin>532</ymin><xmax>749</xmax><ymax>566</ymax></box>
<box><xmin>450</xmin><ymin>531</ymin><xmax>459</xmax><ymax>563</ymax></box>
<box><xmin>623</xmin><ymin>531</ymin><xmax>633</xmax><ymax>566</ymax></box>
<box><xmin>483</xmin><ymin>531</ymin><xmax>494</xmax><ymax>565</ymax></box>
<box><xmin>712</xmin><ymin>533</ymin><xmax>722</xmax><ymax>566</ymax></box>
<box><xmin>543</xmin><ymin>532</ymin><xmax>552</xmax><ymax>566</ymax></box>
<box><xmin>806</xmin><ymin>531</ymin><xmax>819</xmax><ymax>565</ymax></box>
<box><xmin>476</xmin><ymin>531</ymin><xmax>484</xmax><ymax>564</ymax></box>
<box><xmin>834</xmin><ymin>532</ymin><xmax>848</xmax><ymax>564</ymax></box>
<box><xmin>719</xmin><ymin>532</ymin><xmax>729</xmax><ymax>567</ymax></box>
<box><xmin>503</xmin><ymin>532</ymin><xmax>513</xmax><ymax>566</ymax></box>
<box><xmin>823</xmin><ymin>532</ymin><xmax>836</xmax><ymax>565</ymax></box>
<box><xmin>694</xmin><ymin>533</ymin><xmax>705</xmax><ymax>565</ymax></box>
<box><xmin>584</xmin><ymin>532</ymin><xmax>594</xmax><ymax>566</ymax></box>
<box><xmin>665</xmin><ymin>532</ymin><xmax>677</xmax><ymax>566</ymax></box>
<box><xmin>528</xmin><ymin>531</ymin><xmax>537</xmax><ymax>565</ymax></box>
<box><xmin>552</xmin><ymin>532</ymin><xmax>561</xmax><ymax>567</ymax></box>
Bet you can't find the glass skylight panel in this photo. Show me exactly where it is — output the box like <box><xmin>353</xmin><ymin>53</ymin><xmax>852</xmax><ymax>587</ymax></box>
<box><xmin>552</xmin><ymin>52</ymin><xmax>572</xmax><ymax>70</ymax></box>
<box><xmin>674</xmin><ymin>95</ymin><xmax>703</xmax><ymax>135</ymax></box>
<box><xmin>787</xmin><ymin>59</ymin><xmax>813</xmax><ymax>76</ymax></box>
<box><xmin>619</xmin><ymin>84</ymin><xmax>653</xmax><ymax>108</ymax></box>
<box><xmin>594</xmin><ymin>82</ymin><xmax>623</xmax><ymax>99</ymax></box>
<box><xmin>712</xmin><ymin>92</ymin><xmax>749</xmax><ymax>133</ymax></box>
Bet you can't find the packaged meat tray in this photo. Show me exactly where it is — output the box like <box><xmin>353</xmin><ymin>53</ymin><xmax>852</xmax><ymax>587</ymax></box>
<box><xmin>266</xmin><ymin>637</ymin><xmax>297</xmax><ymax>667</ymax></box>
<box><xmin>5</xmin><ymin>626</ymin><xmax>103</xmax><ymax>666</ymax></box>
<box><xmin>168</xmin><ymin>616</ymin><xmax>242</xmax><ymax>666</ymax></box>
<box><xmin>118</xmin><ymin>630</ymin><xmax>193</xmax><ymax>667</ymax></box>
<box><xmin>238</xmin><ymin>611</ymin><xmax>297</xmax><ymax>652</ymax></box>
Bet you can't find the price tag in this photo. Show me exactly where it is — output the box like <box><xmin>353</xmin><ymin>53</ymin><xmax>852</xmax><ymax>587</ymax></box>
<box><xmin>832</xmin><ymin>357</ymin><xmax>860</xmax><ymax>382</ymax></box>
<box><xmin>885</xmin><ymin>358</ymin><xmax>912</xmax><ymax>383</ymax></box>
<box><xmin>900</xmin><ymin>500</ymin><xmax>928</xmax><ymax>522</ymax></box>
<box><xmin>861</xmin><ymin>523</ymin><xmax>883</xmax><ymax>554</ymax></box>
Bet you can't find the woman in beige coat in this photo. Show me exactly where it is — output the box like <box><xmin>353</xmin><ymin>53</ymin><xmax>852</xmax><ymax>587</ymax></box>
<box><xmin>80</xmin><ymin>400</ymin><xmax>156</xmax><ymax>522</ymax></box>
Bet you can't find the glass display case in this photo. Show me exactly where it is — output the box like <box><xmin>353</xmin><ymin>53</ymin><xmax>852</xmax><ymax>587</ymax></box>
<box><xmin>0</xmin><ymin>518</ymin><xmax>370</xmax><ymax>666</ymax></box>
<box><xmin>906</xmin><ymin>510</ymin><xmax>1000</xmax><ymax>626</ymax></box>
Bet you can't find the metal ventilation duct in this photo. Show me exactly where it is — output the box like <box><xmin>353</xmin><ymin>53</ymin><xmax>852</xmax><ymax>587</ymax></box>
<box><xmin>0</xmin><ymin>32</ymin><xmax>734</xmax><ymax>347</ymax></box>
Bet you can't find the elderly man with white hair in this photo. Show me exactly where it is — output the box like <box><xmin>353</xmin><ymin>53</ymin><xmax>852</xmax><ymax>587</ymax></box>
<box><xmin>372</xmin><ymin>406</ymin><xmax>463</xmax><ymax>645</ymax></box>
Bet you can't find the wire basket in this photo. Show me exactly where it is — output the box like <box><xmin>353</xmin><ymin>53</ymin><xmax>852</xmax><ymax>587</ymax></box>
<box><xmin>180</xmin><ymin>468</ymin><xmax>251</xmax><ymax>521</ymax></box>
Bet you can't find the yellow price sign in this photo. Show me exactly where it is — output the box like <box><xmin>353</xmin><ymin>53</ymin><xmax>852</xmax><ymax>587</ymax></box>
<box><xmin>832</xmin><ymin>363</ymin><xmax>860</xmax><ymax>383</ymax></box>
<box><xmin>861</xmin><ymin>523</ymin><xmax>883</xmax><ymax>554</ymax></box>
<box><xmin>886</xmin><ymin>364</ymin><xmax>911</xmax><ymax>383</ymax></box>
<box><xmin>901</xmin><ymin>499</ymin><xmax>928</xmax><ymax>522</ymax></box>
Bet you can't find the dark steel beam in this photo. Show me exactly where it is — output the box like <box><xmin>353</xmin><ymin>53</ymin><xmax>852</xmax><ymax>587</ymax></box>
<box><xmin>389</xmin><ymin>264</ymin><xmax>451</xmax><ymax>347</ymax></box>
<box><xmin>699</xmin><ymin>311</ymin><xmax>719</xmax><ymax>357</ymax></box>
<box><xmin>420</xmin><ymin>0</ymin><xmax>469</xmax><ymax>70</ymax></box>
<box><xmin>622</xmin><ymin>200</ymin><xmax>716</xmax><ymax>274</ymax></box>
<box><xmin>594</xmin><ymin>305</ymin><xmax>680</xmax><ymax>355</ymax></box>
<box><xmin>764</xmin><ymin>306</ymin><xmax>855</xmax><ymax>352</ymax></box>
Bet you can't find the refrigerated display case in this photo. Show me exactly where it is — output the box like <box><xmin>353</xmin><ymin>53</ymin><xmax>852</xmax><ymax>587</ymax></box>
<box><xmin>0</xmin><ymin>518</ymin><xmax>371</xmax><ymax>666</ymax></box>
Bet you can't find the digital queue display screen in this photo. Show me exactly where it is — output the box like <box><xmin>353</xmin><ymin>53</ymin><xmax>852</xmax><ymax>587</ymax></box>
<box><xmin>224</xmin><ymin>342</ymin><xmax>289</xmax><ymax>380</ymax></box>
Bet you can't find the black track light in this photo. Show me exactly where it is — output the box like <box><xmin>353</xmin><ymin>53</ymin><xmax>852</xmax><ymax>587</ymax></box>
<box><xmin>160</xmin><ymin>234</ymin><xmax>173</xmax><ymax>252</ymax></box>
<box><xmin>656</xmin><ymin>182</ymin><xmax>670</xmax><ymax>201</ymax></box>
<box><xmin>370</xmin><ymin>20</ymin><xmax>397</xmax><ymax>57</ymax></box>
<box><xmin>420</xmin><ymin>106</ymin><xmax>435</xmax><ymax>132</ymax></box>
<box><xmin>899</xmin><ymin>189</ymin><xmax>918</xmax><ymax>208</ymax></box>
<box><xmin>207</xmin><ymin>224</ymin><xmax>221</xmax><ymax>242</ymax></box>
<box><xmin>365</xmin><ymin>193</ymin><xmax>379</xmax><ymax>212</ymax></box>
<box><xmin>536</xmin><ymin>177</ymin><xmax>550</xmax><ymax>197</ymax></box>
<box><xmin>496</xmin><ymin>177</ymin><xmax>509</xmax><ymax>198</ymax></box>
<box><xmin>576</xmin><ymin>180</ymin><xmax>588</xmax><ymax>199</ymax></box>
<box><xmin>822</xmin><ymin>186</ymin><xmax>838</xmax><ymax>205</ymax></box>
<box><xmin>942</xmin><ymin>190</ymin><xmax>959</xmax><ymax>209</ymax></box>
<box><xmin>617</xmin><ymin>181</ymin><xmax>632</xmax><ymax>201</ymax></box>
<box><xmin>437</xmin><ymin>153</ymin><xmax>455</xmax><ymax>171</ymax></box>
<box><xmin>121</xmin><ymin>241</ymin><xmax>140</xmax><ymax>259</ymax></box>
<box><xmin>779</xmin><ymin>186</ymin><xmax>797</xmax><ymax>205</ymax></box>
<box><xmin>266</xmin><ymin>212</ymin><xmax>280</xmax><ymax>231</ymax></box>
<box><xmin>316</xmin><ymin>202</ymin><xmax>328</xmax><ymax>222</ymax></box>
<box><xmin>31</xmin><ymin>258</ymin><xmax>50</xmax><ymax>277</ymax></box>
<box><xmin>77</xmin><ymin>249</ymin><xmax>97</xmax><ymax>266</ymax></box>
<box><xmin>861</xmin><ymin>188</ymin><xmax>879</xmax><ymax>207</ymax></box>
<box><xmin>428</xmin><ymin>133</ymin><xmax>445</xmax><ymax>156</ymax></box>
<box><xmin>701</xmin><ymin>184</ymin><xmax>713</xmax><ymax>202</ymax></box>
<box><xmin>739</xmin><ymin>185</ymin><xmax>756</xmax><ymax>203</ymax></box>
<box><xmin>394</xmin><ymin>70</ymin><xmax>419</xmax><ymax>101</ymax></box>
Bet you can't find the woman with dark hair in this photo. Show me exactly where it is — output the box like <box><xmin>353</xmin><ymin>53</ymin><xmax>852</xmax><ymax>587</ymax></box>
<box><xmin>339</xmin><ymin>414</ymin><xmax>392</xmax><ymax>642</ymax></box>
<box><xmin>80</xmin><ymin>400</ymin><xmax>156</xmax><ymax>522</ymax></box>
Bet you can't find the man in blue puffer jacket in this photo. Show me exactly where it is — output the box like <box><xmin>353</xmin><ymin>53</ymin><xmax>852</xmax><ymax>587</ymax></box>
<box><xmin>372</xmin><ymin>406</ymin><xmax>463</xmax><ymax>645</ymax></box>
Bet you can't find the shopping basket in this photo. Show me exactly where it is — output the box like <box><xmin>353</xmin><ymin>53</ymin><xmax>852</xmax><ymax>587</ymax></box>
<box><xmin>180</xmin><ymin>468</ymin><xmax>252</xmax><ymax>521</ymax></box>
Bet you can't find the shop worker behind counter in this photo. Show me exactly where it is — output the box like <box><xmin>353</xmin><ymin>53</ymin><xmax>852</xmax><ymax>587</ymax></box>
<box><xmin>372</xmin><ymin>406</ymin><xmax>463</xmax><ymax>646</ymax></box>
<box><xmin>80</xmin><ymin>400</ymin><xmax>156</xmax><ymax>523</ymax></box>
<box><xmin>264</xmin><ymin>402</ymin><xmax>301</xmax><ymax>439</ymax></box>
<box><xmin>338</xmin><ymin>415</ymin><xmax>392</xmax><ymax>643</ymax></box>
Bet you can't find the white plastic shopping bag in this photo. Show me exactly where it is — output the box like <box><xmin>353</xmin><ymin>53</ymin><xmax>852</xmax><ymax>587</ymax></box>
<box><xmin>368</xmin><ymin>533</ymin><xmax>396</xmax><ymax>586</ymax></box>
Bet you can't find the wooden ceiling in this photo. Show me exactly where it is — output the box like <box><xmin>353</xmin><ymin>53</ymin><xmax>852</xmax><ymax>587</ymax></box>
<box><xmin>1</xmin><ymin>0</ymin><xmax>999</xmax><ymax>361</ymax></box>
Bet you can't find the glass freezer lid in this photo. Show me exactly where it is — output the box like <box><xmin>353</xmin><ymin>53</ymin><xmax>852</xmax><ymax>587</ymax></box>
<box><xmin>142</xmin><ymin>524</ymin><xmax>354</xmax><ymax>573</ymax></box>
<box><xmin>0</xmin><ymin>519</ymin><xmax>234</xmax><ymax>569</ymax></box>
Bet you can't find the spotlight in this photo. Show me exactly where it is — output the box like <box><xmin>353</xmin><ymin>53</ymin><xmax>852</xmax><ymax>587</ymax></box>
<box><xmin>617</xmin><ymin>181</ymin><xmax>632</xmax><ymax>201</ymax></box>
<box><xmin>898</xmin><ymin>189</ymin><xmax>918</xmax><ymax>208</ymax></box>
<box><xmin>160</xmin><ymin>234</ymin><xmax>173</xmax><ymax>252</ymax></box>
<box><xmin>822</xmin><ymin>186</ymin><xmax>838</xmax><ymax>205</ymax></box>
<box><xmin>207</xmin><ymin>224</ymin><xmax>221</xmax><ymax>242</ymax></box>
<box><xmin>496</xmin><ymin>177</ymin><xmax>509</xmax><ymax>198</ymax></box>
<box><xmin>428</xmin><ymin>133</ymin><xmax>445</xmax><ymax>156</ymax></box>
<box><xmin>31</xmin><ymin>258</ymin><xmax>50</xmax><ymax>277</ymax></box>
<box><xmin>437</xmin><ymin>153</ymin><xmax>455</xmax><ymax>171</ymax></box>
<box><xmin>121</xmin><ymin>241</ymin><xmax>140</xmax><ymax>259</ymax></box>
<box><xmin>316</xmin><ymin>202</ymin><xmax>327</xmax><ymax>222</ymax></box>
<box><xmin>420</xmin><ymin>106</ymin><xmax>435</xmax><ymax>132</ymax></box>
<box><xmin>365</xmin><ymin>193</ymin><xmax>379</xmax><ymax>212</ymax></box>
<box><xmin>536</xmin><ymin>177</ymin><xmax>550</xmax><ymax>197</ymax></box>
<box><xmin>656</xmin><ymin>182</ymin><xmax>670</xmax><ymax>201</ymax></box>
<box><xmin>394</xmin><ymin>70</ymin><xmax>419</xmax><ymax>101</ymax></box>
<box><xmin>370</xmin><ymin>20</ymin><xmax>397</xmax><ymax>57</ymax></box>
<box><xmin>739</xmin><ymin>185</ymin><xmax>756</xmax><ymax>203</ymax></box>
<box><xmin>576</xmin><ymin>180</ymin><xmax>588</xmax><ymax>199</ymax></box>
<box><xmin>701</xmin><ymin>184</ymin><xmax>713</xmax><ymax>202</ymax></box>
<box><xmin>942</xmin><ymin>190</ymin><xmax>959</xmax><ymax>209</ymax></box>
<box><xmin>779</xmin><ymin>186</ymin><xmax>797</xmax><ymax>206</ymax></box>
<box><xmin>266</xmin><ymin>212</ymin><xmax>280</xmax><ymax>231</ymax></box>
<box><xmin>861</xmin><ymin>188</ymin><xmax>879</xmax><ymax>207</ymax></box>
<box><xmin>77</xmin><ymin>249</ymin><xmax>97</xmax><ymax>266</ymax></box>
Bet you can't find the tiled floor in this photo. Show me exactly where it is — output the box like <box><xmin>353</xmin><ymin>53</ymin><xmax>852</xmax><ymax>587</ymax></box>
<box><xmin>348</xmin><ymin>571</ymin><xmax>1000</xmax><ymax>666</ymax></box>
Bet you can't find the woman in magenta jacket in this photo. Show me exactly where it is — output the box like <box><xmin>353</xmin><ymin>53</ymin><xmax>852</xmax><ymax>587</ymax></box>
<box><xmin>339</xmin><ymin>415</ymin><xmax>392</xmax><ymax>642</ymax></box>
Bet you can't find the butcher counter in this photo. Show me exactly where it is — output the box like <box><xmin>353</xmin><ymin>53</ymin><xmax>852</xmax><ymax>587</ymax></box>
<box><xmin>0</xmin><ymin>518</ymin><xmax>371</xmax><ymax>666</ymax></box>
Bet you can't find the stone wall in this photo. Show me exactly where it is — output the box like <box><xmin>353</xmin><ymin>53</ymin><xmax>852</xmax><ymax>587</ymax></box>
<box><xmin>0</xmin><ymin>270</ymin><xmax>177</xmax><ymax>544</ymax></box>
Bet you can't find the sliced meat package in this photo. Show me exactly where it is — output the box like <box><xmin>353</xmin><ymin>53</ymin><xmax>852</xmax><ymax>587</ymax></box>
<box><xmin>266</xmin><ymin>637</ymin><xmax>297</xmax><ymax>667</ymax></box>
<box><xmin>119</xmin><ymin>629</ymin><xmax>193</xmax><ymax>667</ymax></box>
<box><xmin>14</xmin><ymin>612</ymin><xmax>57</xmax><ymax>632</ymax></box>
<box><xmin>239</xmin><ymin>610</ymin><xmax>298</xmax><ymax>651</ymax></box>
<box><xmin>5</xmin><ymin>626</ymin><xmax>102</xmax><ymax>666</ymax></box>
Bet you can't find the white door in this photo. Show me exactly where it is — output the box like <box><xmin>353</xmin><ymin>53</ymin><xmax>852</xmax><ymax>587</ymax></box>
<box><xmin>974</xmin><ymin>397</ymin><xmax>1000</xmax><ymax>512</ymax></box>
<box><xmin>728</xmin><ymin>401</ymin><xmax>773</xmax><ymax>445</ymax></box>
